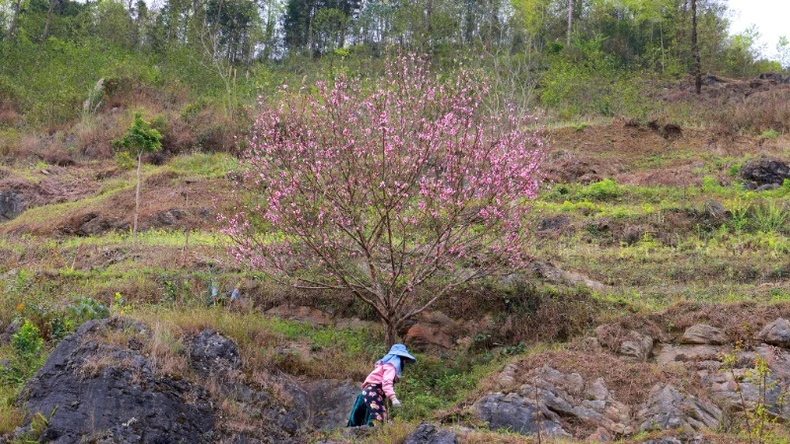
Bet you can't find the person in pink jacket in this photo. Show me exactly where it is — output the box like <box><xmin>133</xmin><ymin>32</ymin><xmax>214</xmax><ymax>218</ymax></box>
<box><xmin>347</xmin><ymin>344</ymin><xmax>417</xmax><ymax>426</ymax></box>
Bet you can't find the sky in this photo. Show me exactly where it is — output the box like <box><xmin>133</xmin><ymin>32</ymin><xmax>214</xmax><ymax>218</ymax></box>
<box><xmin>727</xmin><ymin>0</ymin><xmax>789</xmax><ymax>59</ymax></box>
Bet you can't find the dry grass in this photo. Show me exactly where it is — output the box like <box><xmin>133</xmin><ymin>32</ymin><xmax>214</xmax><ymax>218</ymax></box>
<box><xmin>0</xmin><ymin>404</ymin><xmax>25</xmax><ymax>435</ymax></box>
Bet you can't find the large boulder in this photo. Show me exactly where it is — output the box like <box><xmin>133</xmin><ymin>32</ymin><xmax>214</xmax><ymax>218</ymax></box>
<box><xmin>0</xmin><ymin>190</ymin><xmax>24</xmax><ymax>221</ymax></box>
<box><xmin>473</xmin><ymin>392</ymin><xmax>568</xmax><ymax>437</ymax></box>
<box><xmin>19</xmin><ymin>319</ymin><xmax>215</xmax><ymax>443</ymax></box>
<box><xmin>740</xmin><ymin>158</ymin><xmax>790</xmax><ymax>186</ymax></box>
<box><xmin>190</xmin><ymin>328</ymin><xmax>241</xmax><ymax>375</ymax></box>
<box><xmin>679</xmin><ymin>324</ymin><xmax>729</xmax><ymax>345</ymax></box>
<box><xmin>636</xmin><ymin>384</ymin><xmax>721</xmax><ymax>432</ymax></box>
<box><xmin>283</xmin><ymin>379</ymin><xmax>360</xmax><ymax>431</ymax></box>
<box><xmin>756</xmin><ymin>318</ymin><xmax>790</xmax><ymax>347</ymax></box>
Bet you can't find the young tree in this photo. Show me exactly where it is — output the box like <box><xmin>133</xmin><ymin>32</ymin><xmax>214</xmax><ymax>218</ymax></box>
<box><xmin>224</xmin><ymin>56</ymin><xmax>544</xmax><ymax>345</ymax></box>
<box><xmin>113</xmin><ymin>112</ymin><xmax>162</xmax><ymax>245</ymax></box>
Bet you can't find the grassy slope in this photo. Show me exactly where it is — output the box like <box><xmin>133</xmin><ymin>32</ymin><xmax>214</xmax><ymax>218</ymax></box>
<box><xmin>0</xmin><ymin>120</ymin><xmax>789</xmax><ymax>442</ymax></box>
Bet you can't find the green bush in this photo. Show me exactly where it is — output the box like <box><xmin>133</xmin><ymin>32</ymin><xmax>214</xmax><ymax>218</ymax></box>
<box><xmin>11</xmin><ymin>321</ymin><xmax>44</xmax><ymax>358</ymax></box>
<box><xmin>579</xmin><ymin>179</ymin><xmax>622</xmax><ymax>201</ymax></box>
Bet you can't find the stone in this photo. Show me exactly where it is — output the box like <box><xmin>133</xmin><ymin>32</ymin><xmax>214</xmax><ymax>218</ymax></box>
<box><xmin>0</xmin><ymin>190</ymin><xmax>24</xmax><ymax>221</ymax></box>
<box><xmin>190</xmin><ymin>329</ymin><xmax>241</xmax><ymax>375</ymax></box>
<box><xmin>283</xmin><ymin>379</ymin><xmax>360</xmax><ymax>431</ymax></box>
<box><xmin>756</xmin><ymin>318</ymin><xmax>790</xmax><ymax>347</ymax></box>
<box><xmin>473</xmin><ymin>392</ymin><xmax>569</xmax><ymax>437</ymax></box>
<box><xmin>679</xmin><ymin>324</ymin><xmax>729</xmax><ymax>345</ymax></box>
<box><xmin>656</xmin><ymin>345</ymin><xmax>727</xmax><ymax>366</ymax></box>
<box><xmin>19</xmin><ymin>319</ymin><xmax>215</xmax><ymax>443</ymax></box>
<box><xmin>537</xmin><ymin>215</ymin><xmax>571</xmax><ymax>232</ymax></box>
<box><xmin>403</xmin><ymin>422</ymin><xmax>458</xmax><ymax>444</ymax></box>
<box><xmin>404</xmin><ymin>323</ymin><xmax>453</xmax><ymax>350</ymax></box>
<box><xmin>518</xmin><ymin>366</ymin><xmax>631</xmax><ymax>436</ymax></box>
<box><xmin>529</xmin><ymin>260</ymin><xmax>606</xmax><ymax>291</ymax></box>
<box><xmin>740</xmin><ymin>158</ymin><xmax>790</xmax><ymax>186</ymax></box>
<box><xmin>636</xmin><ymin>384</ymin><xmax>721</xmax><ymax>432</ymax></box>
<box><xmin>620</xmin><ymin>331</ymin><xmax>654</xmax><ymax>362</ymax></box>
<box><xmin>703</xmin><ymin>200</ymin><xmax>728</xmax><ymax>222</ymax></box>
<box><xmin>496</xmin><ymin>363</ymin><xmax>520</xmax><ymax>389</ymax></box>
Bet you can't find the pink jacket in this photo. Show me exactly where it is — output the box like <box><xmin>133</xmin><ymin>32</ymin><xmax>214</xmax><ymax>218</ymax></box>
<box><xmin>362</xmin><ymin>362</ymin><xmax>399</xmax><ymax>399</ymax></box>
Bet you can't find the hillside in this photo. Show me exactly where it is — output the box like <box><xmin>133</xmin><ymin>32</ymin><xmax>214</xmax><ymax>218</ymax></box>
<box><xmin>2</xmin><ymin>76</ymin><xmax>790</xmax><ymax>442</ymax></box>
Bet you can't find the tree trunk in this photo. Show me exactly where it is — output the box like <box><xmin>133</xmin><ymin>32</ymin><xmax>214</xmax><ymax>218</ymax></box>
<box><xmin>133</xmin><ymin>151</ymin><xmax>142</xmax><ymax>245</ymax></box>
<box><xmin>42</xmin><ymin>0</ymin><xmax>55</xmax><ymax>41</ymax></box>
<box><xmin>691</xmin><ymin>0</ymin><xmax>701</xmax><ymax>94</ymax></box>
<box><xmin>384</xmin><ymin>320</ymin><xmax>399</xmax><ymax>347</ymax></box>
<box><xmin>9</xmin><ymin>0</ymin><xmax>23</xmax><ymax>41</ymax></box>
<box><xmin>567</xmin><ymin>0</ymin><xmax>573</xmax><ymax>47</ymax></box>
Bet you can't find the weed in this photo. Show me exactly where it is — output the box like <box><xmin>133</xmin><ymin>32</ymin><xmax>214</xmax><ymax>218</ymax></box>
<box><xmin>759</xmin><ymin>129</ymin><xmax>779</xmax><ymax>139</ymax></box>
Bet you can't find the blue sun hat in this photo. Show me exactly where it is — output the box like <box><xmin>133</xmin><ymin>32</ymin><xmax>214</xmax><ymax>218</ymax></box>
<box><xmin>376</xmin><ymin>344</ymin><xmax>417</xmax><ymax>377</ymax></box>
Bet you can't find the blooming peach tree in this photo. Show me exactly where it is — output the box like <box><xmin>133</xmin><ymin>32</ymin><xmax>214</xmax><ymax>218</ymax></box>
<box><xmin>224</xmin><ymin>56</ymin><xmax>544</xmax><ymax>345</ymax></box>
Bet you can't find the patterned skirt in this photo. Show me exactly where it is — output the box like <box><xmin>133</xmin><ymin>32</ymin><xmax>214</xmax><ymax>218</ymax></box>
<box><xmin>361</xmin><ymin>384</ymin><xmax>388</xmax><ymax>422</ymax></box>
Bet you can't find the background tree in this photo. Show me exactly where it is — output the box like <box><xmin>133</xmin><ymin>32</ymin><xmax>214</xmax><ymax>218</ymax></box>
<box><xmin>113</xmin><ymin>112</ymin><xmax>163</xmax><ymax>245</ymax></box>
<box><xmin>224</xmin><ymin>56</ymin><xmax>544</xmax><ymax>345</ymax></box>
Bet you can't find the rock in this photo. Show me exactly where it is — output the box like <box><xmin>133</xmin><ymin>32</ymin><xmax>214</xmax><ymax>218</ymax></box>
<box><xmin>623</xmin><ymin>226</ymin><xmax>645</xmax><ymax>245</ymax></box>
<box><xmin>656</xmin><ymin>345</ymin><xmax>727</xmax><ymax>367</ymax></box>
<box><xmin>403</xmin><ymin>422</ymin><xmax>458</xmax><ymax>444</ymax></box>
<box><xmin>293</xmin><ymin>379</ymin><xmax>360</xmax><ymax>431</ymax></box>
<box><xmin>404</xmin><ymin>311</ymin><xmax>458</xmax><ymax>351</ymax></box>
<box><xmin>537</xmin><ymin>215</ymin><xmax>571</xmax><ymax>232</ymax></box>
<box><xmin>636</xmin><ymin>384</ymin><xmax>721</xmax><ymax>432</ymax></box>
<box><xmin>619</xmin><ymin>331</ymin><xmax>654</xmax><ymax>362</ymax></box>
<box><xmin>0</xmin><ymin>190</ymin><xmax>25</xmax><ymax>221</ymax></box>
<box><xmin>703</xmin><ymin>200</ymin><xmax>728</xmax><ymax>222</ymax></box>
<box><xmin>740</xmin><ymin>158</ymin><xmax>790</xmax><ymax>186</ymax></box>
<box><xmin>529</xmin><ymin>260</ymin><xmax>606</xmax><ymax>291</ymax></box>
<box><xmin>190</xmin><ymin>329</ymin><xmax>241</xmax><ymax>375</ymax></box>
<box><xmin>756</xmin><ymin>183</ymin><xmax>780</xmax><ymax>192</ymax></box>
<box><xmin>404</xmin><ymin>323</ymin><xmax>453</xmax><ymax>350</ymax></box>
<box><xmin>679</xmin><ymin>324</ymin><xmax>729</xmax><ymax>345</ymax></box>
<box><xmin>473</xmin><ymin>392</ymin><xmax>569</xmax><ymax>437</ymax></box>
<box><xmin>265</xmin><ymin>305</ymin><xmax>331</xmax><ymax>326</ymax></box>
<box><xmin>483</xmin><ymin>366</ymin><xmax>632</xmax><ymax>438</ymax></box>
<box><xmin>19</xmin><ymin>319</ymin><xmax>215</xmax><ymax>443</ymax></box>
<box><xmin>756</xmin><ymin>318</ymin><xmax>790</xmax><ymax>347</ymax></box>
<box><xmin>496</xmin><ymin>363</ymin><xmax>520</xmax><ymax>388</ymax></box>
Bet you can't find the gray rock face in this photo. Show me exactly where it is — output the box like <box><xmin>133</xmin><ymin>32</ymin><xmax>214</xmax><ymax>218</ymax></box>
<box><xmin>740</xmin><ymin>158</ymin><xmax>790</xmax><ymax>186</ymax></box>
<box><xmin>0</xmin><ymin>190</ymin><xmax>24</xmax><ymax>221</ymax></box>
<box><xmin>679</xmin><ymin>324</ymin><xmax>729</xmax><ymax>345</ymax></box>
<box><xmin>403</xmin><ymin>422</ymin><xmax>458</xmax><ymax>444</ymax></box>
<box><xmin>20</xmin><ymin>319</ymin><xmax>215</xmax><ymax>444</ymax></box>
<box><xmin>636</xmin><ymin>384</ymin><xmax>721</xmax><ymax>432</ymax></box>
<box><xmin>619</xmin><ymin>331</ymin><xmax>654</xmax><ymax>362</ymax></box>
<box><xmin>474</xmin><ymin>392</ymin><xmax>568</xmax><ymax>437</ymax></box>
<box><xmin>283</xmin><ymin>379</ymin><xmax>360</xmax><ymax>431</ymax></box>
<box><xmin>756</xmin><ymin>318</ymin><xmax>790</xmax><ymax>347</ymax></box>
<box><xmin>190</xmin><ymin>328</ymin><xmax>241</xmax><ymax>375</ymax></box>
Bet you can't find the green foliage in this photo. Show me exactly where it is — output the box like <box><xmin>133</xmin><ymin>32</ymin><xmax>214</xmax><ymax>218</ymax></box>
<box><xmin>66</xmin><ymin>297</ymin><xmax>110</xmax><ymax>324</ymax></box>
<box><xmin>11</xmin><ymin>321</ymin><xmax>44</xmax><ymax>358</ymax></box>
<box><xmin>760</xmin><ymin>129</ymin><xmax>779</xmax><ymax>139</ymax></box>
<box><xmin>393</xmin><ymin>352</ymin><xmax>497</xmax><ymax>421</ymax></box>
<box><xmin>112</xmin><ymin>112</ymin><xmax>163</xmax><ymax>157</ymax></box>
<box><xmin>579</xmin><ymin>179</ymin><xmax>622</xmax><ymax>201</ymax></box>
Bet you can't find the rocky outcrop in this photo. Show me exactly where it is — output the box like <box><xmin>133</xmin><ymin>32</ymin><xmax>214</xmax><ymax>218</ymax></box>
<box><xmin>636</xmin><ymin>384</ymin><xmax>722</xmax><ymax>432</ymax></box>
<box><xmin>740</xmin><ymin>158</ymin><xmax>790</xmax><ymax>187</ymax></box>
<box><xmin>476</xmin><ymin>365</ymin><xmax>631</xmax><ymax>439</ymax></box>
<box><xmin>474</xmin><ymin>391</ymin><xmax>569</xmax><ymax>437</ymax></box>
<box><xmin>679</xmin><ymin>324</ymin><xmax>729</xmax><ymax>345</ymax></box>
<box><xmin>0</xmin><ymin>190</ymin><xmax>24</xmax><ymax>221</ymax></box>
<box><xmin>756</xmin><ymin>318</ymin><xmax>790</xmax><ymax>347</ymax></box>
<box><xmin>19</xmin><ymin>319</ymin><xmax>215</xmax><ymax>443</ymax></box>
<box><xmin>189</xmin><ymin>328</ymin><xmax>241</xmax><ymax>375</ymax></box>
